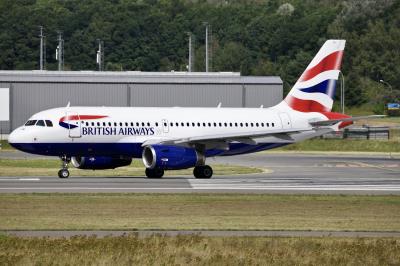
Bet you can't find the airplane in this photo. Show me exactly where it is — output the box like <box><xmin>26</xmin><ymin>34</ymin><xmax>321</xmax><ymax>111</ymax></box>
<box><xmin>7</xmin><ymin>39</ymin><xmax>381</xmax><ymax>179</ymax></box>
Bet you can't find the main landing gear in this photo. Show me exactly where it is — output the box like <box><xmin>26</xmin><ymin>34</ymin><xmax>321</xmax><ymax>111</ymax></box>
<box><xmin>145</xmin><ymin>167</ymin><xmax>165</xmax><ymax>178</ymax></box>
<box><xmin>144</xmin><ymin>165</ymin><xmax>213</xmax><ymax>179</ymax></box>
<box><xmin>193</xmin><ymin>165</ymin><xmax>213</xmax><ymax>179</ymax></box>
<box><xmin>58</xmin><ymin>156</ymin><xmax>70</xmax><ymax>178</ymax></box>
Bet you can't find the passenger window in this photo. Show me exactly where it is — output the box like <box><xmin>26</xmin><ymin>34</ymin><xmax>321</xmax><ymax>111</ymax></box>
<box><xmin>136</xmin><ymin>122</ymin><xmax>139</xmax><ymax>127</ymax></box>
<box><xmin>224</xmin><ymin>123</ymin><xmax>227</xmax><ymax>127</ymax></box>
<box><xmin>91</xmin><ymin>122</ymin><xmax>95</xmax><ymax>126</ymax></box>
<box><xmin>219</xmin><ymin>122</ymin><xmax>222</xmax><ymax>127</ymax></box>
<box><xmin>155</xmin><ymin>122</ymin><xmax>159</xmax><ymax>127</ymax></box>
<box><xmin>203</xmin><ymin>122</ymin><xmax>206</xmax><ymax>127</ymax></box>
<box><xmin>197</xmin><ymin>122</ymin><xmax>200</xmax><ymax>127</ymax></box>
<box><xmin>125</xmin><ymin>122</ymin><xmax>128</xmax><ymax>126</ymax></box>
<box><xmin>45</xmin><ymin>120</ymin><xmax>53</xmax><ymax>127</ymax></box>
<box><xmin>256</xmin><ymin>123</ymin><xmax>259</xmax><ymax>127</ymax></box>
<box><xmin>181</xmin><ymin>122</ymin><xmax>185</xmax><ymax>127</ymax></box>
<box><xmin>208</xmin><ymin>122</ymin><xmax>211</xmax><ymax>127</ymax></box>
<box><xmin>86</xmin><ymin>122</ymin><xmax>89</xmax><ymax>126</ymax></box>
<box><xmin>261</xmin><ymin>123</ymin><xmax>264</xmax><ymax>127</ymax></box>
<box><xmin>272</xmin><ymin>123</ymin><xmax>275</xmax><ymax>127</ymax></box>
<box><xmin>235</xmin><ymin>123</ymin><xmax>238</xmax><ymax>127</ymax></box>
<box><xmin>114</xmin><ymin>122</ymin><xmax>117</xmax><ymax>126</ymax></box>
<box><xmin>119</xmin><ymin>122</ymin><xmax>122</xmax><ymax>126</ymax></box>
<box><xmin>109</xmin><ymin>122</ymin><xmax>112</xmax><ymax>126</ymax></box>
<box><xmin>130</xmin><ymin>122</ymin><xmax>134</xmax><ymax>126</ymax></box>
<box><xmin>142</xmin><ymin>122</ymin><xmax>145</xmax><ymax>127</ymax></box>
<box><xmin>250</xmin><ymin>123</ymin><xmax>254</xmax><ymax>127</ymax></box>
<box><xmin>229</xmin><ymin>123</ymin><xmax>232</xmax><ymax>127</ymax></box>
<box><xmin>245</xmin><ymin>123</ymin><xmax>248</xmax><ymax>127</ymax></box>
<box><xmin>97</xmin><ymin>122</ymin><xmax>100</xmax><ymax>126</ymax></box>
<box><xmin>176</xmin><ymin>122</ymin><xmax>179</xmax><ymax>127</ymax></box>
<box><xmin>240</xmin><ymin>123</ymin><xmax>243</xmax><ymax>127</ymax></box>
<box><xmin>192</xmin><ymin>122</ymin><xmax>195</xmax><ymax>127</ymax></box>
<box><xmin>213</xmin><ymin>122</ymin><xmax>217</xmax><ymax>127</ymax></box>
<box><xmin>186</xmin><ymin>122</ymin><xmax>190</xmax><ymax>127</ymax></box>
<box><xmin>36</xmin><ymin>120</ymin><xmax>45</xmax><ymax>127</ymax></box>
<box><xmin>164</xmin><ymin>123</ymin><xmax>167</xmax><ymax>127</ymax></box>
<box><xmin>103</xmin><ymin>122</ymin><xmax>106</xmax><ymax>126</ymax></box>
<box><xmin>266</xmin><ymin>123</ymin><xmax>269</xmax><ymax>127</ymax></box>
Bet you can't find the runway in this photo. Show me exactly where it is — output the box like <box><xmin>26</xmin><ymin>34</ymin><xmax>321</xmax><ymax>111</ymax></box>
<box><xmin>1</xmin><ymin>151</ymin><xmax>400</xmax><ymax>194</ymax></box>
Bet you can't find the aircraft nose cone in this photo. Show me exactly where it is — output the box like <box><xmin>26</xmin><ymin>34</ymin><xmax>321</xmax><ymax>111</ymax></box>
<box><xmin>8</xmin><ymin>129</ymin><xmax>18</xmax><ymax>144</ymax></box>
<box><xmin>8</xmin><ymin>128</ymin><xmax>24</xmax><ymax>148</ymax></box>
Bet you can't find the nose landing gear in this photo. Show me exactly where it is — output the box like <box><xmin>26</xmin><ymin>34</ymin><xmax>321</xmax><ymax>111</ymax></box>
<box><xmin>58</xmin><ymin>156</ymin><xmax>71</xmax><ymax>178</ymax></box>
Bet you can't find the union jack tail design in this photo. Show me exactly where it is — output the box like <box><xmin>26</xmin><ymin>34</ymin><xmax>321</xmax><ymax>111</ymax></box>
<box><xmin>284</xmin><ymin>40</ymin><xmax>346</xmax><ymax>113</ymax></box>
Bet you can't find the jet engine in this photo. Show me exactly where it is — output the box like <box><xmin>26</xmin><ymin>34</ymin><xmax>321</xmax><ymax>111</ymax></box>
<box><xmin>142</xmin><ymin>145</ymin><xmax>205</xmax><ymax>170</ymax></box>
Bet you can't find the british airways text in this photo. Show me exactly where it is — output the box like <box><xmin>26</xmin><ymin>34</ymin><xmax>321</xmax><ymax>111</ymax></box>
<box><xmin>82</xmin><ymin>126</ymin><xmax>155</xmax><ymax>136</ymax></box>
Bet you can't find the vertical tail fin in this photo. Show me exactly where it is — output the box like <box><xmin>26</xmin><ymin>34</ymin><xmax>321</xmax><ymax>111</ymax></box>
<box><xmin>284</xmin><ymin>40</ymin><xmax>346</xmax><ymax>113</ymax></box>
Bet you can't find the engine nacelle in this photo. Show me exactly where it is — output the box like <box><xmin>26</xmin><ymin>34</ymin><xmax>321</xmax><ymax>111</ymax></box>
<box><xmin>142</xmin><ymin>145</ymin><xmax>205</xmax><ymax>170</ymax></box>
<box><xmin>71</xmin><ymin>156</ymin><xmax>132</xmax><ymax>170</ymax></box>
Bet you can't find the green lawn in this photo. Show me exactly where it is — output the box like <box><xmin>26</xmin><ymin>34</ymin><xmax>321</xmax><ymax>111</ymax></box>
<box><xmin>0</xmin><ymin>194</ymin><xmax>399</xmax><ymax>231</ymax></box>
<box><xmin>277</xmin><ymin>139</ymin><xmax>400</xmax><ymax>152</ymax></box>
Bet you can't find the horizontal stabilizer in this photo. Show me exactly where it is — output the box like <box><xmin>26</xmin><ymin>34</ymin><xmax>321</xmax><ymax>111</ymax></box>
<box><xmin>310</xmin><ymin>115</ymin><xmax>385</xmax><ymax>127</ymax></box>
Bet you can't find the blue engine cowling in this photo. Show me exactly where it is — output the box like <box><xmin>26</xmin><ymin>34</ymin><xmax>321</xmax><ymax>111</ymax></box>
<box><xmin>142</xmin><ymin>145</ymin><xmax>205</xmax><ymax>170</ymax></box>
<box><xmin>71</xmin><ymin>156</ymin><xmax>132</xmax><ymax>170</ymax></box>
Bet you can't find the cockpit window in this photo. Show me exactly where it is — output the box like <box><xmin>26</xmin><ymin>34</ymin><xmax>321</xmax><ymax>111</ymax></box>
<box><xmin>36</xmin><ymin>120</ymin><xmax>45</xmax><ymax>127</ymax></box>
<box><xmin>45</xmin><ymin>120</ymin><xmax>53</xmax><ymax>127</ymax></box>
<box><xmin>25</xmin><ymin>120</ymin><xmax>37</xmax><ymax>126</ymax></box>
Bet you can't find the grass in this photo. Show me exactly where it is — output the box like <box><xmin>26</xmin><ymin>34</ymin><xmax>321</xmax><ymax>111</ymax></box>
<box><xmin>277</xmin><ymin>139</ymin><xmax>400</xmax><ymax>152</ymax></box>
<box><xmin>0</xmin><ymin>159</ymin><xmax>263</xmax><ymax>177</ymax></box>
<box><xmin>0</xmin><ymin>235</ymin><xmax>399</xmax><ymax>265</ymax></box>
<box><xmin>0</xmin><ymin>140</ymin><xmax>12</xmax><ymax>150</ymax></box>
<box><xmin>0</xmin><ymin>194</ymin><xmax>399</xmax><ymax>231</ymax></box>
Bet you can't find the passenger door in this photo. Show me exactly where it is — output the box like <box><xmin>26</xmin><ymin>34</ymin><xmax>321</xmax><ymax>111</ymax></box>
<box><xmin>66</xmin><ymin>112</ymin><xmax>82</xmax><ymax>138</ymax></box>
<box><xmin>162</xmin><ymin>119</ymin><xmax>169</xmax><ymax>134</ymax></box>
<box><xmin>279</xmin><ymin>113</ymin><xmax>292</xmax><ymax>129</ymax></box>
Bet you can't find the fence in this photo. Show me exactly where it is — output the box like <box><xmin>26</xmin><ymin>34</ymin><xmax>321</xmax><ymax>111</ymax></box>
<box><xmin>322</xmin><ymin>126</ymin><xmax>399</xmax><ymax>140</ymax></box>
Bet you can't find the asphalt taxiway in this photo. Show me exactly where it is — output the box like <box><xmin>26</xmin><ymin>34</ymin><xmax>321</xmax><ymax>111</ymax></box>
<box><xmin>1</xmin><ymin>151</ymin><xmax>399</xmax><ymax>194</ymax></box>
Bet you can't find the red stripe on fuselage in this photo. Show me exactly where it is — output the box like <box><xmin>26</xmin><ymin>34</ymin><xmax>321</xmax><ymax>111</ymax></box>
<box><xmin>299</xmin><ymin>50</ymin><xmax>344</xmax><ymax>82</ymax></box>
<box><xmin>60</xmin><ymin>115</ymin><xmax>108</xmax><ymax>122</ymax></box>
<box><xmin>285</xmin><ymin>95</ymin><xmax>330</xmax><ymax>113</ymax></box>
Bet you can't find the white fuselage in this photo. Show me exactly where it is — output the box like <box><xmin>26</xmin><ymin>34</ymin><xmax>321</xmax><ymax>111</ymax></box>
<box><xmin>8</xmin><ymin>104</ymin><xmax>327</xmax><ymax>158</ymax></box>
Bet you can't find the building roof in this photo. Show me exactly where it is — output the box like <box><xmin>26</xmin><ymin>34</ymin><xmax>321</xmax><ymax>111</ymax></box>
<box><xmin>0</xmin><ymin>71</ymin><xmax>282</xmax><ymax>84</ymax></box>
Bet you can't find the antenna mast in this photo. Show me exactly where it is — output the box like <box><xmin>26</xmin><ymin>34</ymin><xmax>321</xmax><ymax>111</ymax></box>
<box><xmin>56</xmin><ymin>31</ymin><xmax>64</xmax><ymax>71</ymax></box>
<box><xmin>39</xmin><ymin>26</ymin><xmax>45</xmax><ymax>70</ymax></box>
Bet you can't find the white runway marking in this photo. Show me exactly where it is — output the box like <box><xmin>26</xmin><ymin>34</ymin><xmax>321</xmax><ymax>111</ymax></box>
<box><xmin>0</xmin><ymin>178</ymin><xmax>40</xmax><ymax>181</ymax></box>
<box><xmin>0</xmin><ymin>186</ymin><xmax>400</xmax><ymax>191</ymax></box>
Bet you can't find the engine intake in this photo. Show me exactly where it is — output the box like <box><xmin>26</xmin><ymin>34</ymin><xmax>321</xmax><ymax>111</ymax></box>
<box><xmin>142</xmin><ymin>145</ymin><xmax>204</xmax><ymax>170</ymax></box>
<box><xmin>71</xmin><ymin>156</ymin><xmax>132</xmax><ymax>170</ymax></box>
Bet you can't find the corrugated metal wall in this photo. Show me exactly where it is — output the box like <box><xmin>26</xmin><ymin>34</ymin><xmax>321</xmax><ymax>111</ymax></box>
<box><xmin>1</xmin><ymin>81</ymin><xmax>282</xmax><ymax>133</ymax></box>
<box><xmin>0</xmin><ymin>82</ymin><xmax>11</xmax><ymax>135</ymax></box>
<box><xmin>11</xmin><ymin>83</ymin><xmax>128</xmax><ymax>129</ymax></box>
<box><xmin>244</xmin><ymin>84</ymin><xmax>283</xmax><ymax>107</ymax></box>
<box><xmin>130</xmin><ymin>84</ymin><xmax>243</xmax><ymax>107</ymax></box>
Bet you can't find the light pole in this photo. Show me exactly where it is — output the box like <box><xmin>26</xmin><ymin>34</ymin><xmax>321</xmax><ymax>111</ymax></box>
<box><xmin>339</xmin><ymin>71</ymin><xmax>345</xmax><ymax>114</ymax></box>
<box><xmin>203</xmin><ymin>22</ymin><xmax>209</xmax><ymax>72</ymax></box>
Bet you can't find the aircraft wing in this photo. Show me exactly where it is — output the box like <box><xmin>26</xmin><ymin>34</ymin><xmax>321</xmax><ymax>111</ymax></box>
<box><xmin>309</xmin><ymin>115</ymin><xmax>385</xmax><ymax>127</ymax></box>
<box><xmin>142</xmin><ymin>127</ymin><xmax>313</xmax><ymax>147</ymax></box>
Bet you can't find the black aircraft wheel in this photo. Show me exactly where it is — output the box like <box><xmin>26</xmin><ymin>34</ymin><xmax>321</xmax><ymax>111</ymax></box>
<box><xmin>145</xmin><ymin>168</ymin><xmax>164</xmax><ymax>178</ymax></box>
<box><xmin>58</xmin><ymin>169</ymin><xmax>70</xmax><ymax>178</ymax></box>
<box><xmin>193</xmin><ymin>165</ymin><xmax>213</xmax><ymax>179</ymax></box>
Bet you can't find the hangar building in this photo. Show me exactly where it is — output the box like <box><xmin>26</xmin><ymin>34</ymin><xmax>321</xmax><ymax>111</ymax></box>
<box><xmin>0</xmin><ymin>71</ymin><xmax>282</xmax><ymax>134</ymax></box>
